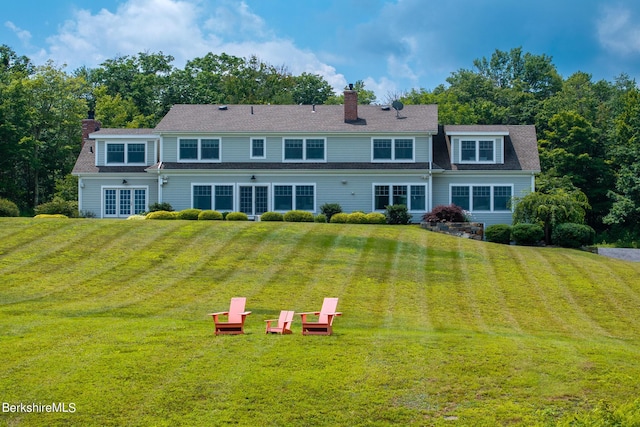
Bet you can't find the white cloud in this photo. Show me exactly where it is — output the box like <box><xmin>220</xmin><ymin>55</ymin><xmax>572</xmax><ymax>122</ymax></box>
<box><xmin>37</xmin><ymin>0</ymin><xmax>345</xmax><ymax>93</ymax></box>
<box><xmin>597</xmin><ymin>5</ymin><xmax>640</xmax><ymax>55</ymax></box>
<box><xmin>5</xmin><ymin>21</ymin><xmax>32</xmax><ymax>46</ymax></box>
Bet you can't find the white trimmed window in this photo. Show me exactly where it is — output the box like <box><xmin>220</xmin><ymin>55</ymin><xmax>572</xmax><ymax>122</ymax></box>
<box><xmin>106</xmin><ymin>143</ymin><xmax>146</xmax><ymax>165</ymax></box>
<box><xmin>283</xmin><ymin>138</ymin><xmax>326</xmax><ymax>161</ymax></box>
<box><xmin>179</xmin><ymin>138</ymin><xmax>221</xmax><ymax>161</ymax></box>
<box><xmin>459</xmin><ymin>139</ymin><xmax>497</xmax><ymax>163</ymax></box>
<box><xmin>373</xmin><ymin>184</ymin><xmax>426</xmax><ymax>211</ymax></box>
<box><xmin>192</xmin><ymin>184</ymin><xmax>234</xmax><ymax>210</ymax></box>
<box><xmin>450</xmin><ymin>185</ymin><xmax>513</xmax><ymax>211</ymax></box>
<box><xmin>273</xmin><ymin>184</ymin><xmax>315</xmax><ymax>211</ymax></box>
<box><xmin>372</xmin><ymin>138</ymin><xmax>415</xmax><ymax>161</ymax></box>
<box><xmin>251</xmin><ymin>138</ymin><xmax>266</xmax><ymax>159</ymax></box>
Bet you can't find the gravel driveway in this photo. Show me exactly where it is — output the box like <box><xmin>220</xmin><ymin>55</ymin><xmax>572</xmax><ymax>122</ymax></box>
<box><xmin>597</xmin><ymin>248</ymin><xmax>640</xmax><ymax>262</ymax></box>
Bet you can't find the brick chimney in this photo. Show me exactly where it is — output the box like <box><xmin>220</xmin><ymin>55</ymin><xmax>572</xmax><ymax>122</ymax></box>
<box><xmin>344</xmin><ymin>83</ymin><xmax>358</xmax><ymax>122</ymax></box>
<box><xmin>81</xmin><ymin>111</ymin><xmax>101</xmax><ymax>143</ymax></box>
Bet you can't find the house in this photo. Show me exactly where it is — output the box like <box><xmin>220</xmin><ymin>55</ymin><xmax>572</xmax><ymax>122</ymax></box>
<box><xmin>72</xmin><ymin>88</ymin><xmax>540</xmax><ymax>225</ymax></box>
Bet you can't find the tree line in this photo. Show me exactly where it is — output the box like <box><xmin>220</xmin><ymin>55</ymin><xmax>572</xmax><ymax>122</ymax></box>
<box><xmin>0</xmin><ymin>45</ymin><xmax>638</xmax><ymax>243</ymax></box>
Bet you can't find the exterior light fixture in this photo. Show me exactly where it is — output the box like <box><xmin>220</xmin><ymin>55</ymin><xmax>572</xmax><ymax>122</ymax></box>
<box><xmin>250</xmin><ymin>175</ymin><xmax>257</xmax><ymax>182</ymax></box>
<box><xmin>122</xmin><ymin>179</ymin><xmax>128</xmax><ymax>185</ymax></box>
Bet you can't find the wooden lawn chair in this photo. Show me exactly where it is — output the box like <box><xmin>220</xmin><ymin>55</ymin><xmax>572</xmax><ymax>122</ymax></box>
<box><xmin>208</xmin><ymin>297</ymin><xmax>251</xmax><ymax>335</ymax></box>
<box><xmin>299</xmin><ymin>298</ymin><xmax>342</xmax><ymax>336</ymax></box>
<box><xmin>264</xmin><ymin>310</ymin><xmax>295</xmax><ymax>334</ymax></box>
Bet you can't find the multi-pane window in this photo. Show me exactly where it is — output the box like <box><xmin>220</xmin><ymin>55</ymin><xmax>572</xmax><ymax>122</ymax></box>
<box><xmin>451</xmin><ymin>186</ymin><xmax>470</xmax><ymax>210</ymax></box>
<box><xmin>193</xmin><ymin>185</ymin><xmax>212</xmax><ymax>210</ymax></box>
<box><xmin>215</xmin><ymin>185</ymin><xmax>233</xmax><ymax>211</ymax></box>
<box><xmin>274</xmin><ymin>185</ymin><xmax>293</xmax><ymax>210</ymax></box>
<box><xmin>106</xmin><ymin>143</ymin><xmax>146</xmax><ymax>164</ymax></box>
<box><xmin>410</xmin><ymin>185</ymin><xmax>426</xmax><ymax>211</ymax></box>
<box><xmin>473</xmin><ymin>186</ymin><xmax>491</xmax><ymax>211</ymax></box>
<box><xmin>460</xmin><ymin>139</ymin><xmax>495</xmax><ymax>163</ymax></box>
<box><xmin>451</xmin><ymin>185</ymin><xmax>513</xmax><ymax>211</ymax></box>
<box><xmin>493</xmin><ymin>186</ymin><xmax>512</xmax><ymax>211</ymax></box>
<box><xmin>179</xmin><ymin>138</ymin><xmax>221</xmax><ymax>161</ymax></box>
<box><xmin>201</xmin><ymin>139</ymin><xmax>220</xmax><ymax>160</ymax></box>
<box><xmin>107</xmin><ymin>144</ymin><xmax>125</xmax><ymax>163</ymax></box>
<box><xmin>284</xmin><ymin>139</ymin><xmax>303</xmax><ymax>160</ymax></box>
<box><xmin>193</xmin><ymin>185</ymin><xmax>234</xmax><ymax>210</ymax></box>
<box><xmin>283</xmin><ymin>138</ymin><xmax>325</xmax><ymax>161</ymax></box>
<box><xmin>372</xmin><ymin>138</ymin><xmax>414</xmax><ymax>161</ymax></box>
<box><xmin>374</xmin><ymin>185</ymin><xmax>426</xmax><ymax>211</ymax></box>
<box><xmin>273</xmin><ymin>185</ymin><xmax>315</xmax><ymax>211</ymax></box>
<box><xmin>251</xmin><ymin>138</ymin><xmax>265</xmax><ymax>158</ymax></box>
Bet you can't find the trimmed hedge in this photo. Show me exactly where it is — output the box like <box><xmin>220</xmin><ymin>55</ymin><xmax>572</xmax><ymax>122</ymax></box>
<box><xmin>330</xmin><ymin>213</ymin><xmax>349</xmax><ymax>223</ymax></box>
<box><xmin>365</xmin><ymin>212</ymin><xmax>387</xmax><ymax>224</ymax></box>
<box><xmin>485</xmin><ymin>224</ymin><xmax>512</xmax><ymax>244</ymax></box>
<box><xmin>314</xmin><ymin>213</ymin><xmax>327</xmax><ymax>223</ymax></box>
<box><xmin>226</xmin><ymin>212</ymin><xmax>249</xmax><ymax>221</ymax></box>
<box><xmin>126</xmin><ymin>215</ymin><xmax>147</xmax><ymax>220</ymax></box>
<box><xmin>552</xmin><ymin>223</ymin><xmax>595</xmax><ymax>248</ymax></box>
<box><xmin>511</xmin><ymin>223</ymin><xmax>544</xmax><ymax>246</ymax></box>
<box><xmin>198</xmin><ymin>210</ymin><xmax>223</xmax><ymax>220</ymax></box>
<box><xmin>347</xmin><ymin>212</ymin><xmax>367</xmax><ymax>224</ymax></box>
<box><xmin>320</xmin><ymin>203</ymin><xmax>342</xmax><ymax>222</ymax></box>
<box><xmin>147</xmin><ymin>210</ymin><xmax>179</xmax><ymax>220</ymax></box>
<box><xmin>149</xmin><ymin>202</ymin><xmax>173</xmax><ymax>212</ymax></box>
<box><xmin>34</xmin><ymin>214</ymin><xmax>68</xmax><ymax>219</ymax></box>
<box><xmin>260</xmin><ymin>211</ymin><xmax>284</xmax><ymax>221</ymax></box>
<box><xmin>177</xmin><ymin>209</ymin><xmax>202</xmax><ymax>220</ymax></box>
<box><xmin>283</xmin><ymin>210</ymin><xmax>314</xmax><ymax>222</ymax></box>
<box><xmin>0</xmin><ymin>198</ymin><xmax>20</xmax><ymax>217</ymax></box>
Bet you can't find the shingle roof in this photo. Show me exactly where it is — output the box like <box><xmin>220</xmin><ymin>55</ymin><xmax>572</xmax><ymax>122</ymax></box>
<box><xmin>155</xmin><ymin>162</ymin><xmax>430</xmax><ymax>171</ymax></box>
<box><xmin>90</xmin><ymin>128</ymin><xmax>156</xmax><ymax>137</ymax></box>
<box><xmin>154</xmin><ymin>104</ymin><xmax>439</xmax><ymax>134</ymax></box>
<box><xmin>72</xmin><ymin>140</ymin><xmax>150</xmax><ymax>174</ymax></box>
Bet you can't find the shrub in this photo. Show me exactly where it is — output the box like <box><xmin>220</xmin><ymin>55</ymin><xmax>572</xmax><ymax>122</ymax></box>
<box><xmin>198</xmin><ymin>210</ymin><xmax>223</xmax><ymax>220</ymax></box>
<box><xmin>423</xmin><ymin>204</ymin><xmax>465</xmax><ymax>223</ymax></box>
<box><xmin>149</xmin><ymin>202</ymin><xmax>173</xmax><ymax>212</ymax></box>
<box><xmin>485</xmin><ymin>224</ymin><xmax>512</xmax><ymax>244</ymax></box>
<box><xmin>126</xmin><ymin>215</ymin><xmax>147</xmax><ymax>220</ymax></box>
<box><xmin>314</xmin><ymin>213</ymin><xmax>327</xmax><ymax>223</ymax></box>
<box><xmin>34</xmin><ymin>197</ymin><xmax>78</xmax><ymax>218</ymax></box>
<box><xmin>226</xmin><ymin>212</ymin><xmax>249</xmax><ymax>221</ymax></box>
<box><xmin>177</xmin><ymin>209</ymin><xmax>202</xmax><ymax>220</ymax></box>
<box><xmin>146</xmin><ymin>210</ymin><xmax>179</xmax><ymax>220</ymax></box>
<box><xmin>260</xmin><ymin>211</ymin><xmax>284</xmax><ymax>221</ymax></box>
<box><xmin>365</xmin><ymin>212</ymin><xmax>387</xmax><ymax>224</ymax></box>
<box><xmin>283</xmin><ymin>210</ymin><xmax>314</xmax><ymax>222</ymax></box>
<box><xmin>511</xmin><ymin>223</ymin><xmax>544</xmax><ymax>246</ymax></box>
<box><xmin>347</xmin><ymin>212</ymin><xmax>367</xmax><ymax>224</ymax></box>
<box><xmin>0</xmin><ymin>198</ymin><xmax>20</xmax><ymax>217</ymax></box>
<box><xmin>552</xmin><ymin>223</ymin><xmax>596</xmax><ymax>248</ymax></box>
<box><xmin>34</xmin><ymin>214</ymin><xmax>68</xmax><ymax>219</ymax></box>
<box><xmin>320</xmin><ymin>203</ymin><xmax>342</xmax><ymax>222</ymax></box>
<box><xmin>330</xmin><ymin>213</ymin><xmax>349</xmax><ymax>223</ymax></box>
<box><xmin>385</xmin><ymin>204</ymin><xmax>411</xmax><ymax>224</ymax></box>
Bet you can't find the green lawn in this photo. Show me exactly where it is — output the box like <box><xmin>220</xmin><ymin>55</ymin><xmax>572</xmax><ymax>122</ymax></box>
<box><xmin>1</xmin><ymin>218</ymin><xmax>639</xmax><ymax>426</ymax></box>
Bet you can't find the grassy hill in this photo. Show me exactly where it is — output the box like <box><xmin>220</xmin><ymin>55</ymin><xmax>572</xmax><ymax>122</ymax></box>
<box><xmin>1</xmin><ymin>218</ymin><xmax>639</xmax><ymax>426</ymax></box>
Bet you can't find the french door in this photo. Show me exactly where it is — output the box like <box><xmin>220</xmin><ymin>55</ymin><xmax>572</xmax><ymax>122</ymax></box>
<box><xmin>104</xmin><ymin>188</ymin><xmax>146</xmax><ymax>217</ymax></box>
<box><xmin>239</xmin><ymin>186</ymin><xmax>268</xmax><ymax>216</ymax></box>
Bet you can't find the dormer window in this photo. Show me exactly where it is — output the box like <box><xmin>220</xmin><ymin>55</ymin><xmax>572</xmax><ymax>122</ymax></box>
<box><xmin>461</xmin><ymin>139</ymin><xmax>495</xmax><ymax>162</ymax></box>
<box><xmin>106</xmin><ymin>142</ymin><xmax>146</xmax><ymax>165</ymax></box>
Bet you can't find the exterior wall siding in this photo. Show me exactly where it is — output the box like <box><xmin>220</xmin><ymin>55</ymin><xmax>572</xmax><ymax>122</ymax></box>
<box><xmin>431</xmin><ymin>173</ymin><xmax>534</xmax><ymax>226</ymax></box>
<box><xmin>160</xmin><ymin>134</ymin><xmax>431</xmax><ymax>164</ymax></box>
<box><xmin>79</xmin><ymin>176</ymin><xmax>158</xmax><ymax>218</ymax></box>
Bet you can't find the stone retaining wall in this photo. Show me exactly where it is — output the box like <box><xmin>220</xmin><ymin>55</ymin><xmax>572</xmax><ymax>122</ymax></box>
<box><xmin>421</xmin><ymin>222</ymin><xmax>484</xmax><ymax>241</ymax></box>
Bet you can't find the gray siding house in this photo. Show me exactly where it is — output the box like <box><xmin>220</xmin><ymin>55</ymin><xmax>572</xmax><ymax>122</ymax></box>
<box><xmin>72</xmin><ymin>89</ymin><xmax>540</xmax><ymax>224</ymax></box>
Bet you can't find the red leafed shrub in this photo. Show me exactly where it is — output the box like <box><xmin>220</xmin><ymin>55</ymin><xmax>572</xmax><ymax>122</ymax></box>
<box><xmin>422</xmin><ymin>204</ymin><xmax>465</xmax><ymax>223</ymax></box>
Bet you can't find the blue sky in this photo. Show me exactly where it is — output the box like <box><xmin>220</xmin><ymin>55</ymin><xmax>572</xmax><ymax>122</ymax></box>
<box><xmin>2</xmin><ymin>0</ymin><xmax>640</xmax><ymax>102</ymax></box>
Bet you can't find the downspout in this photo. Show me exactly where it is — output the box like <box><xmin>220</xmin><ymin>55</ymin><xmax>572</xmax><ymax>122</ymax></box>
<box><xmin>157</xmin><ymin>162</ymin><xmax>164</xmax><ymax>204</ymax></box>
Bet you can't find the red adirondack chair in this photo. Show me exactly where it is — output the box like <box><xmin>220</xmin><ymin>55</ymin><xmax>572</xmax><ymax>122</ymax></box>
<box><xmin>299</xmin><ymin>298</ymin><xmax>342</xmax><ymax>336</ymax></box>
<box><xmin>208</xmin><ymin>297</ymin><xmax>251</xmax><ymax>335</ymax></box>
<box><xmin>264</xmin><ymin>310</ymin><xmax>295</xmax><ymax>334</ymax></box>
